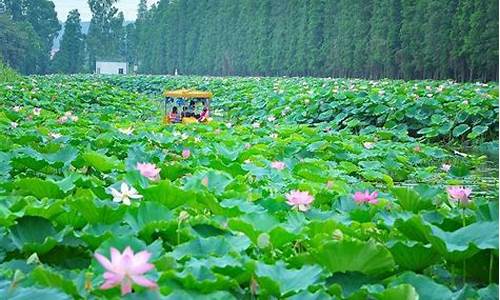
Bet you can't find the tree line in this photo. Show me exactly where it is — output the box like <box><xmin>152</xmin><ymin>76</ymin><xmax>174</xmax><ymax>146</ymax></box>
<box><xmin>0</xmin><ymin>0</ymin><xmax>498</xmax><ymax>81</ymax></box>
<box><xmin>135</xmin><ymin>0</ymin><xmax>498</xmax><ymax>81</ymax></box>
<box><xmin>0</xmin><ymin>0</ymin><xmax>132</xmax><ymax>75</ymax></box>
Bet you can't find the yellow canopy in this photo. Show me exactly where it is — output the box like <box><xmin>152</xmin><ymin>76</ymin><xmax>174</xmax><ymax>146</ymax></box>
<box><xmin>163</xmin><ymin>89</ymin><xmax>213</xmax><ymax>99</ymax></box>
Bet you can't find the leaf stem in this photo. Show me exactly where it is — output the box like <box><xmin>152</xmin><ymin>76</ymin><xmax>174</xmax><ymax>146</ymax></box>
<box><xmin>461</xmin><ymin>208</ymin><xmax>466</xmax><ymax>285</ymax></box>
<box><xmin>489</xmin><ymin>250</ymin><xmax>493</xmax><ymax>284</ymax></box>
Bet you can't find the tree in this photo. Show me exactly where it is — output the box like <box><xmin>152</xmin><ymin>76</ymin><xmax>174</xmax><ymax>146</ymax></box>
<box><xmin>0</xmin><ymin>14</ymin><xmax>43</xmax><ymax>74</ymax></box>
<box><xmin>86</xmin><ymin>0</ymin><xmax>123</xmax><ymax>71</ymax></box>
<box><xmin>0</xmin><ymin>0</ymin><xmax>60</xmax><ymax>74</ymax></box>
<box><xmin>51</xmin><ymin>9</ymin><xmax>84</xmax><ymax>74</ymax></box>
<box><xmin>132</xmin><ymin>0</ymin><xmax>498</xmax><ymax>81</ymax></box>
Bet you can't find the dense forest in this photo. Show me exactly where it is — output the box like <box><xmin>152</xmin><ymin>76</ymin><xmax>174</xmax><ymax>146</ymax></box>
<box><xmin>0</xmin><ymin>0</ymin><xmax>498</xmax><ymax>81</ymax></box>
<box><xmin>136</xmin><ymin>0</ymin><xmax>498</xmax><ymax>81</ymax></box>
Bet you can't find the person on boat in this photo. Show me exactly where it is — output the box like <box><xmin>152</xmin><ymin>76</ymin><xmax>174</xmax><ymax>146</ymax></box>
<box><xmin>169</xmin><ymin>106</ymin><xmax>181</xmax><ymax>123</ymax></box>
<box><xmin>198</xmin><ymin>106</ymin><xmax>209</xmax><ymax>122</ymax></box>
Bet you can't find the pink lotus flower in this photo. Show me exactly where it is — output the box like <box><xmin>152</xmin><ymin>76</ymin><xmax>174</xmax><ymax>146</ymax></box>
<box><xmin>94</xmin><ymin>246</ymin><xmax>158</xmax><ymax>295</ymax></box>
<box><xmin>201</xmin><ymin>176</ymin><xmax>209</xmax><ymax>186</ymax></box>
<box><xmin>353</xmin><ymin>190</ymin><xmax>379</xmax><ymax>205</ymax></box>
<box><xmin>447</xmin><ymin>186</ymin><xmax>472</xmax><ymax>204</ymax></box>
<box><xmin>271</xmin><ymin>161</ymin><xmax>286</xmax><ymax>170</ymax></box>
<box><xmin>441</xmin><ymin>164</ymin><xmax>451</xmax><ymax>172</ymax></box>
<box><xmin>136</xmin><ymin>162</ymin><xmax>160</xmax><ymax>181</ymax></box>
<box><xmin>182</xmin><ymin>149</ymin><xmax>191</xmax><ymax>159</ymax></box>
<box><xmin>286</xmin><ymin>190</ymin><xmax>314</xmax><ymax>212</ymax></box>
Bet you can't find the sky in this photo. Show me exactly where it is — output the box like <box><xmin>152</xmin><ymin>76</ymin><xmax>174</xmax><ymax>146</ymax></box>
<box><xmin>51</xmin><ymin>0</ymin><xmax>158</xmax><ymax>21</ymax></box>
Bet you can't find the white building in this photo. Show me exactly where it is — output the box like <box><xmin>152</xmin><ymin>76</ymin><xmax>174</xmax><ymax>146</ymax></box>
<box><xmin>96</xmin><ymin>61</ymin><xmax>128</xmax><ymax>75</ymax></box>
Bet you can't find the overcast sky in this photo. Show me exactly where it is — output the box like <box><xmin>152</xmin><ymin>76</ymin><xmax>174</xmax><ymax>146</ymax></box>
<box><xmin>52</xmin><ymin>0</ymin><xmax>158</xmax><ymax>22</ymax></box>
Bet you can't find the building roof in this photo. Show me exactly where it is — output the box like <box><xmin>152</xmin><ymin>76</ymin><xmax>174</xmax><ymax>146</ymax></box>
<box><xmin>96</xmin><ymin>61</ymin><xmax>128</xmax><ymax>64</ymax></box>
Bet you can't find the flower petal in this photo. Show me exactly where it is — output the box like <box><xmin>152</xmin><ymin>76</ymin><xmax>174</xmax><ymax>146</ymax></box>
<box><xmin>131</xmin><ymin>275</ymin><xmax>158</xmax><ymax>288</ymax></box>
<box><xmin>131</xmin><ymin>262</ymin><xmax>155</xmax><ymax>274</ymax></box>
<box><xmin>120</xmin><ymin>280</ymin><xmax>133</xmax><ymax>295</ymax></box>
<box><xmin>94</xmin><ymin>252</ymin><xmax>114</xmax><ymax>272</ymax></box>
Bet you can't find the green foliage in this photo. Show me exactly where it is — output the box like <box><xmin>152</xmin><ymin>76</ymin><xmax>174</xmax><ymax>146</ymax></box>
<box><xmin>134</xmin><ymin>0</ymin><xmax>498</xmax><ymax>81</ymax></box>
<box><xmin>0</xmin><ymin>59</ymin><xmax>19</xmax><ymax>82</ymax></box>
<box><xmin>51</xmin><ymin>10</ymin><xmax>84</xmax><ymax>74</ymax></box>
<box><xmin>0</xmin><ymin>75</ymin><xmax>497</xmax><ymax>299</ymax></box>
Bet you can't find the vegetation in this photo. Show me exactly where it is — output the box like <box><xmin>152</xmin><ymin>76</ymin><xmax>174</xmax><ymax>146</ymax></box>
<box><xmin>0</xmin><ymin>0</ymin><xmax>60</xmax><ymax>74</ymax></box>
<box><xmin>134</xmin><ymin>0</ymin><xmax>499</xmax><ymax>81</ymax></box>
<box><xmin>51</xmin><ymin>10</ymin><xmax>84</xmax><ymax>74</ymax></box>
<box><xmin>0</xmin><ymin>59</ymin><xmax>19</xmax><ymax>82</ymax></box>
<box><xmin>0</xmin><ymin>0</ymin><xmax>498</xmax><ymax>81</ymax></box>
<box><xmin>0</xmin><ymin>75</ymin><xmax>497</xmax><ymax>299</ymax></box>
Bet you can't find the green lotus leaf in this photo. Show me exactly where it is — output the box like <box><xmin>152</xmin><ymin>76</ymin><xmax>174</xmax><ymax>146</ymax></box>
<box><xmin>171</xmin><ymin>235</ymin><xmax>250</xmax><ymax>260</ymax></box>
<box><xmin>255</xmin><ymin>260</ymin><xmax>323</xmax><ymax>297</ymax></box>
<box><xmin>391</xmin><ymin>186</ymin><xmax>434</xmax><ymax>213</ymax></box>
<box><xmin>452</xmin><ymin>124</ymin><xmax>470</xmax><ymax>137</ymax></box>
<box><xmin>374</xmin><ymin>284</ymin><xmax>418</xmax><ymax>300</ymax></box>
<box><xmin>386</xmin><ymin>240</ymin><xmax>440</xmax><ymax>271</ymax></box>
<box><xmin>81</xmin><ymin>150</ymin><xmax>123</xmax><ymax>172</ymax></box>
<box><xmin>9</xmin><ymin>216</ymin><xmax>68</xmax><ymax>254</ymax></box>
<box><xmin>389</xmin><ymin>272</ymin><xmax>452</xmax><ymax>300</ymax></box>
<box><xmin>30</xmin><ymin>266</ymin><xmax>79</xmax><ymax>297</ymax></box>
<box><xmin>15</xmin><ymin>178</ymin><xmax>65</xmax><ymax>199</ymax></box>
<box><xmin>314</xmin><ymin>240</ymin><xmax>395</xmax><ymax>276</ymax></box>
<box><xmin>124</xmin><ymin>201</ymin><xmax>175</xmax><ymax>240</ymax></box>
<box><xmin>0</xmin><ymin>285</ymin><xmax>71</xmax><ymax>300</ymax></box>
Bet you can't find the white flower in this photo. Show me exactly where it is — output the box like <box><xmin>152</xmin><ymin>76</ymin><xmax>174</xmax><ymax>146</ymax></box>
<box><xmin>64</xmin><ymin>111</ymin><xmax>73</xmax><ymax>117</ymax></box>
<box><xmin>441</xmin><ymin>164</ymin><xmax>451</xmax><ymax>172</ymax></box>
<box><xmin>363</xmin><ymin>142</ymin><xmax>375</xmax><ymax>149</ymax></box>
<box><xmin>118</xmin><ymin>127</ymin><xmax>134</xmax><ymax>135</ymax></box>
<box><xmin>426</xmin><ymin>94</ymin><xmax>433</xmax><ymax>98</ymax></box>
<box><xmin>252</xmin><ymin>122</ymin><xmax>260</xmax><ymax>128</ymax></box>
<box><xmin>194</xmin><ymin>137</ymin><xmax>202</xmax><ymax>143</ymax></box>
<box><xmin>181</xmin><ymin>133</ymin><xmax>189</xmax><ymax>140</ymax></box>
<box><xmin>304</xmin><ymin>99</ymin><xmax>310</xmax><ymax>104</ymax></box>
<box><xmin>10</xmin><ymin>122</ymin><xmax>18</xmax><ymax>128</ymax></box>
<box><xmin>33</xmin><ymin>107</ymin><xmax>41</xmax><ymax>116</ymax></box>
<box><xmin>49</xmin><ymin>132</ymin><xmax>62</xmax><ymax>139</ymax></box>
<box><xmin>58</xmin><ymin>116</ymin><xmax>68</xmax><ymax>124</ymax></box>
<box><xmin>270</xmin><ymin>133</ymin><xmax>278</xmax><ymax>139</ymax></box>
<box><xmin>225</xmin><ymin>123</ymin><xmax>232</xmax><ymax>128</ymax></box>
<box><xmin>267</xmin><ymin>116</ymin><xmax>276</xmax><ymax>122</ymax></box>
<box><xmin>109</xmin><ymin>182</ymin><xmax>143</xmax><ymax>206</ymax></box>
<box><xmin>12</xmin><ymin>106</ymin><xmax>22</xmax><ymax>112</ymax></box>
<box><xmin>70</xmin><ymin>115</ymin><xmax>78</xmax><ymax>122</ymax></box>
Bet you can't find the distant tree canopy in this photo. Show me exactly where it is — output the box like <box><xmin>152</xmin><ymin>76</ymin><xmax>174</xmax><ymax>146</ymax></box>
<box><xmin>51</xmin><ymin>9</ymin><xmax>84</xmax><ymax>74</ymax></box>
<box><xmin>0</xmin><ymin>0</ymin><xmax>60</xmax><ymax>74</ymax></box>
<box><xmin>135</xmin><ymin>0</ymin><xmax>499</xmax><ymax>81</ymax></box>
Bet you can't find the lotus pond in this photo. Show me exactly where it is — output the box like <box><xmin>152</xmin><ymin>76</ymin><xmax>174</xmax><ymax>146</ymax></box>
<box><xmin>0</xmin><ymin>75</ymin><xmax>498</xmax><ymax>299</ymax></box>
